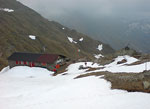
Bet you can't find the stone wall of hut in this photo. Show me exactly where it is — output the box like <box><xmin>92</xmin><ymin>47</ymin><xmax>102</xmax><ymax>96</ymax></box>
<box><xmin>8</xmin><ymin>60</ymin><xmax>57</xmax><ymax>71</ymax></box>
<box><xmin>8</xmin><ymin>56</ymin><xmax>69</xmax><ymax>71</ymax></box>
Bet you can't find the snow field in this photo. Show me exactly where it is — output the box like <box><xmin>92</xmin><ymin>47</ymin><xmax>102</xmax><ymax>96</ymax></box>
<box><xmin>0</xmin><ymin>56</ymin><xmax>150</xmax><ymax>109</ymax></box>
<box><xmin>89</xmin><ymin>55</ymin><xmax>150</xmax><ymax>73</ymax></box>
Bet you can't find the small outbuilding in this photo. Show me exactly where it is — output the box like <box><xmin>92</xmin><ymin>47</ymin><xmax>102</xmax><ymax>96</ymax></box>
<box><xmin>7</xmin><ymin>52</ymin><xmax>69</xmax><ymax>71</ymax></box>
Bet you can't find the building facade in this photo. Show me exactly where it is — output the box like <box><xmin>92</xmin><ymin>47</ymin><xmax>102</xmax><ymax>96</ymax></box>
<box><xmin>7</xmin><ymin>52</ymin><xmax>69</xmax><ymax>71</ymax></box>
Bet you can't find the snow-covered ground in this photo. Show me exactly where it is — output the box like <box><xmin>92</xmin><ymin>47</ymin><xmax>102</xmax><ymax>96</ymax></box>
<box><xmin>89</xmin><ymin>55</ymin><xmax>150</xmax><ymax>73</ymax></box>
<box><xmin>0</xmin><ymin>56</ymin><xmax>150</xmax><ymax>109</ymax></box>
<box><xmin>29</xmin><ymin>35</ymin><xmax>36</xmax><ymax>40</ymax></box>
<box><xmin>0</xmin><ymin>8</ymin><xmax>14</xmax><ymax>12</ymax></box>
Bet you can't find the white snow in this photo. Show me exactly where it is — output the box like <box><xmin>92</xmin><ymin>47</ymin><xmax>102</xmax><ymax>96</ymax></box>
<box><xmin>105</xmin><ymin>55</ymin><xmax>138</xmax><ymax>67</ymax></box>
<box><xmin>89</xmin><ymin>55</ymin><xmax>150</xmax><ymax>73</ymax></box>
<box><xmin>102</xmin><ymin>62</ymin><xmax>150</xmax><ymax>73</ymax></box>
<box><xmin>79</xmin><ymin>37</ymin><xmax>84</xmax><ymax>41</ymax></box>
<box><xmin>64</xmin><ymin>62</ymin><xmax>100</xmax><ymax>75</ymax></box>
<box><xmin>67</xmin><ymin>37</ymin><xmax>77</xmax><ymax>44</ymax></box>
<box><xmin>29</xmin><ymin>35</ymin><xmax>36</xmax><ymax>40</ymax></box>
<box><xmin>0</xmin><ymin>8</ymin><xmax>14</xmax><ymax>12</ymax></box>
<box><xmin>68</xmin><ymin>37</ymin><xmax>73</xmax><ymax>43</ymax></box>
<box><xmin>0</xmin><ymin>58</ymin><xmax>150</xmax><ymax>109</ymax></box>
<box><xmin>94</xmin><ymin>54</ymin><xmax>104</xmax><ymax>59</ymax></box>
<box><xmin>62</xmin><ymin>27</ymin><xmax>65</xmax><ymax>30</ymax></box>
<box><xmin>73</xmin><ymin>41</ymin><xmax>77</xmax><ymax>44</ymax></box>
<box><xmin>0</xmin><ymin>66</ymin><xmax>10</xmax><ymax>75</ymax></box>
<box><xmin>97</xmin><ymin>44</ymin><xmax>103</xmax><ymax>51</ymax></box>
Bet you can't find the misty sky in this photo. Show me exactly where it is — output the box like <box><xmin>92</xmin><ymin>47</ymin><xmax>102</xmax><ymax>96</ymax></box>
<box><xmin>17</xmin><ymin>0</ymin><xmax>150</xmax><ymax>52</ymax></box>
<box><xmin>18</xmin><ymin>0</ymin><xmax>150</xmax><ymax>20</ymax></box>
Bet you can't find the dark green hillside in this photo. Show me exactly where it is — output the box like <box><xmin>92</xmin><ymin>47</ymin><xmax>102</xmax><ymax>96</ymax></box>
<box><xmin>0</xmin><ymin>0</ymin><xmax>114</xmax><ymax>70</ymax></box>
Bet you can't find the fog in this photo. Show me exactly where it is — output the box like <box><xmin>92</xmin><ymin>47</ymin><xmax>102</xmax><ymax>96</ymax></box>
<box><xmin>18</xmin><ymin>0</ymin><xmax>150</xmax><ymax>52</ymax></box>
<box><xmin>18</xmin><ymin>0</ymin><xmax>150</xmax><ymax>20</ymax></box>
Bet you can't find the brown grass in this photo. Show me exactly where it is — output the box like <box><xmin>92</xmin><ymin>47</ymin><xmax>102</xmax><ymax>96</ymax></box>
<box><xmin>86</xmin><ymin>67</ymin><xmax>105</xmax><ymax>72</ymax></box>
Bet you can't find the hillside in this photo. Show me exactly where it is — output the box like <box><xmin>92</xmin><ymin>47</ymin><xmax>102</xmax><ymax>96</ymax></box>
<box><xmin>0</xmin><ymin>0</ymin><xmax>114</xmax><ymax>70</ymax></box>
<box><xmin>43</xmin><ymin>10</ymin><xmax>150</xmax><ymax>53</ymax></box>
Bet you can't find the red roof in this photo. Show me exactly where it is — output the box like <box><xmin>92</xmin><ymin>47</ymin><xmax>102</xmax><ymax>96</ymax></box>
<box><xmin>37</xmin><ymin>54</ymin><xmax>59</xmax><ymax>64</ymax></box>
<box><xmin>8</xmin><ymin>52</ymin><xmax>61</xmax><ymax>64</ymax></box>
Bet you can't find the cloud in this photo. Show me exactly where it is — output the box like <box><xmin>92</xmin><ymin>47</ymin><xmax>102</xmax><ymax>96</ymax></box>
<box><xmin>18</xmin><ymin>0</ymin><xmax>150</xmax><ymax>17</ymax></box>
<box><xmin>17</xmin><ymin>0</ymin><xmax>150</xmax><ymax>52</ymax></box>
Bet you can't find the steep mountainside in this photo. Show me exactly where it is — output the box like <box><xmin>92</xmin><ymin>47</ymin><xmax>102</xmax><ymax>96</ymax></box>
<box><xmin>0</xmin><ymin>0</ymin><xmax>114</xmax><ymax>70</ymax></box>
<box><xmin>54</xmin><ymin>16</ymin><xmax>150</xmax><ymax>53</ymax></box>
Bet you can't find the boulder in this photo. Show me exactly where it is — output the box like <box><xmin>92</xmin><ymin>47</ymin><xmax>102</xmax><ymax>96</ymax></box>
<box><xmin>143</xmin><ymin>81</ymin><xmax>150</xmax><ymax>89</ymax></box>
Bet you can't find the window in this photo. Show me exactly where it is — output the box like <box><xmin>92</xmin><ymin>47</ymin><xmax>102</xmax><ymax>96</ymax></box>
<box><xmin>55</xmin><ymin>64</ymin><xmax>60</xmax><ymax>69</ymax></box>
<box><xmin>16</xmin><ymin>61</ymin><xmax>19</xmax><ymax>64</ymax></box>
<box><xmin>29</xmin><ymin>62</ymin><xmax>32</xmax><ymax>67</ymax></box>
<box><xmin>32</xmin><ymin>62</ymin><xmax>35</xmax><ymax>67</ymax></box>
<box><xmin>42</xmin><ymin>62</ymin><xmax>47</xmax><ymax>66</ymax></box>
<box><xmin>18</xmin><ymin>61</ymin><xmax>21</xmax><ymax>64</ymax></box>
<box><xmin>23</xmin><ymin>61</ymin><xmax>27</xmax><ymax>65</ymax></box>
<box><xmin>29</xmin><ymin>62</ymin><xmax>35</xmax><ymax>67</ymax></box>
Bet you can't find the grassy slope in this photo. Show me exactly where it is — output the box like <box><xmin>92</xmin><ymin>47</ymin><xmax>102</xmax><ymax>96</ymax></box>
<box><xmin>0</xmin><ymin>0</ymin><xmax>114</xmax><ymax>70</ymax></box>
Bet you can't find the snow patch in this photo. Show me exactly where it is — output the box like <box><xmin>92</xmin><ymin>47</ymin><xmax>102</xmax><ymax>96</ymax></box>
<box><xmin>73</xmin><ymin>41</ymin><xmax>77</xmax><ymax>44</ymax></box>
<box><xmin>64</xmin><ymin>62</ymin><xmax>100</xmax><ymax>75</ymax></box>
<box><xmin>106</xmin><ymin>55</ymin><xmax>138</xmax><ymax>67</ymax></box>
<box><xmin>0</xmin><ymin>8</ymin><xmax>14</xmax><ymax>12</ymax></box>
<box><xmin>94</xmin><ymin>54</ymin><xmax>104</xmax><ymax>59</ymax></box>
<box><xmin>67</xmin><ymin>37</ymin><xmax>73</xmax><ymax>43</ymax></box>
<box><xmin>88</xmin><ymin>55</ymin><xmax>150</xmax><ymax>73</ymax></box>
<box><xmin>29</xmin><ymin>35</ymin><xmax>36</xmax><ymax>40</ymax></box>
<box><xmin>79</xmin><ymin>37</ymin><xmax>84</xmax><ymax>41</ymax></box>
<box><xmin>103</xmin><ymin>62</ymin><xmax>150</xmax><ymax>73</ymax></box>
<box><xmin>62</xmin><ymin>27</ymin><xmax>65</xmax><ymax>30</ymax></box>
<box><xmin>67</xmin><ymin>37</ymin><xmax>77</xmax><ymax>44</ymax></box>
<box><xmin>97</xmin><ymin>44</ymin><xmax>103</xmax><ymax>51</ymax></box>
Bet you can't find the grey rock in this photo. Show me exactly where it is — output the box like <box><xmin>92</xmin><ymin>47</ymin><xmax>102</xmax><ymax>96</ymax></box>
<box><xmin>143</xmin><ymin>81</ymin><xmax>150</xmax><ymax>89</ymax></box>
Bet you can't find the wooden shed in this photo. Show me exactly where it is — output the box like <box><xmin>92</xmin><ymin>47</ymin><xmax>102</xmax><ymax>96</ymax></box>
<box><xmin>7</xmin><ymin>52</ymin><xmax>69</xmax><ymax>71</ymax></box>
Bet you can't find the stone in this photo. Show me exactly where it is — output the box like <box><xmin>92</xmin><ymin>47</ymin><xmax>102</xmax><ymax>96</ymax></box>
<box><xmin>143</xmin><ymin>81</ymin><xmax>150</xmax><ymax>89</ymax></box>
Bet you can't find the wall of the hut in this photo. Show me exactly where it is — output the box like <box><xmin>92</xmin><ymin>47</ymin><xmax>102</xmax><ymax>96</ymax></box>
<box><xmin>8</xmin><ymin>60</ymin><xmax>16</xmax><ymax>68</ymax></box>
<box><xmin>34</xmin><ymin>62</ymin><xmax>56</xmax><ymax>71</ymax></box>
<box><xmin>8</xmin><ymin>57</ymin><xmax>68</xmax><ymax>71</ymax></box>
